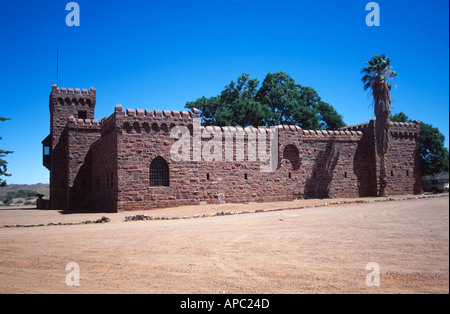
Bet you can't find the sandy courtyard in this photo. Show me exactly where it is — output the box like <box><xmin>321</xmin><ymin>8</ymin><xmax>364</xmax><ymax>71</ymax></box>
<box><xmin>0</xmin><ymin>196</ymin><xmax>448</xmax><ymax>294</ymax></box>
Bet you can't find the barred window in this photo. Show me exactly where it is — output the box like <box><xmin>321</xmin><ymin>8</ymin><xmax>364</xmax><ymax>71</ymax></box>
<box><xmin>150</xmin><ymin>157</ymin><xmax>169</xmax><ymax>187</ymax></box>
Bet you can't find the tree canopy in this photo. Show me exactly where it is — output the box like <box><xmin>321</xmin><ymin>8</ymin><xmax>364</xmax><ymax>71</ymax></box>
<box><xmin>0</xmin><ymin>117</ymin><xmax>13</xmax><ymax>187</ymax></box>
<box><xmin>186</xmin><ymin>72</ymin><xmax>346</xmax><ymax>130</ymax></box>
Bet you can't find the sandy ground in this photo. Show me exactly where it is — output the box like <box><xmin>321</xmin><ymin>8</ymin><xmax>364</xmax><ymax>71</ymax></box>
<box><xmin>0</xmin><ymin>196</ymin><xmax>448</xmax><ymax>294</ymax></box>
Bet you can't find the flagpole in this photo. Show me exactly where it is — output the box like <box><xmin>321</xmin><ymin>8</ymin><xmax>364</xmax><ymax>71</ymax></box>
<box><xmin>56</xmin><ymin>48</ymin><xmax>59</xmax><ymax>86</ymax></box>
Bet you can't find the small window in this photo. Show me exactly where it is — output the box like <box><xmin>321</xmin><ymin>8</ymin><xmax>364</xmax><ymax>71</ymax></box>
<box><xmin>142</xmin><ymin>123</ymin><xmax>150</xmax><ymax>133</ymax></box>
<box><xmin>161</xmin><ymin>124</ymin><xmax>169</xmax><ymax>133</ymax></box>
<box><xmin>207</xmin><ymin>173</ymin><xmax>210</xmax><ymax>181</ymax></box>
<box><xmin>133</xmin><ymin>122</ymin><xmax>141</xmax><ymax>133</ymax></box>
<box><xmin>150</xmin><ymin>157</ymin><xmax>169</xmax><ymax>187</ymax></box>
<box><xmin>78</xmin><ymin>111</ymin><xmax>87</xmax><ymax>119</ymax></box>
<box><xmin>288</xmin><ymin>172</ymin><xmax>292</xmax><ymax>179</ymax></box>
<box><xmin>244</xmin><ymin>173</ymin><xmax>248</xmax><ymax>180</ymax></box>
<box><xmin>391</xmin><ymin>171</ymin><xmax>394</xmax><ymax>177</ymax></box>
<box><xmin>44</xmin><ymin>146</ymin><xmax>50</xmax><ymax>156</ymax></box>
<box><xmin>123</xmin><ymin>122</ymin><xmax>132</xmax><ymax>133</ymax></box>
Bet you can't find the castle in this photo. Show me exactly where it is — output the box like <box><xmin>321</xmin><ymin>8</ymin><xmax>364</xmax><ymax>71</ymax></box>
<box><xmin>42</xmin><ymin>85</ymin><xmax>422</xmax><ymax>212</ymax></box>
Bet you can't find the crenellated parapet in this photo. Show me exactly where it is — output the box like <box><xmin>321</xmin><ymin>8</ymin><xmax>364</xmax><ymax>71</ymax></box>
<box><xmin>339</xmin><ymin>119</ymin><xmax>375</xmax><ymax>132</ymax></box>
<box><xmin>52</xmin><ymin>84</ymin><xmax>96</xmax><ymax>95</ymax></box>
<box><xmin>115</xmin><ymin>104</ymin><xmax>199</xmax><ymax>119</ymax></box>
<box><xmin>390</xmin><ymin>121</ymin><xmax>421</xmax><ymax>139</ymax></box>
<box><xmin>340</xmin><ymin>119</ymin><xmax>421</xmax><ymax>139</ymax></box>
<box><xmin>66</xmin><ymin>116</ymin><xmax>101</xmax><ymax>130</ymax></box>
<box><xmin>112</xmin><ymin>104</ymin><xmax>199</xmax><ymax>135</ymax></box>
<box><xmin>301</xmin><ymin>129</ymin><xmax>363</xmax><ymax>142</ymax></box>
<box><xmin>200</xmin><ymin>125</ymin><xmax>278</xmax><ymax>136</ymax></box>
<box><xmin>50</xmin><ymin>84</ymin><xmax>96</xmax><ymax>108</ymax></box>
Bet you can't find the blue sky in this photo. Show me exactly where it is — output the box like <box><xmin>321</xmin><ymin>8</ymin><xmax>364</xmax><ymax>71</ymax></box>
<box><xmin>0</xmin><ymin>0</ymin><xmax>448</xmax><ymax>184</ymax></box>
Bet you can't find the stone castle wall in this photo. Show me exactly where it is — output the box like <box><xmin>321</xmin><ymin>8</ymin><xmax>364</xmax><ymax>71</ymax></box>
<box><xmin>45</xmin><ymin>86</ymin><xmax>422</xmax><ymax>212</ymax></box>
<box><xmin>48</xmin><ymin>85</ymin><xmax>97</xmax><ymax>210</ymax></box>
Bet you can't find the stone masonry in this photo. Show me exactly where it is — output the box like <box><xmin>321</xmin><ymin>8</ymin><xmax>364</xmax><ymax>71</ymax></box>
<box><xmin>42</xmin><ymin>85</ymin><xmax>422</xmax><ymax>212</ymax></box>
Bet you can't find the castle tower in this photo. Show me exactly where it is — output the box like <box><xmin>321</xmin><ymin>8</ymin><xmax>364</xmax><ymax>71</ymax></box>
<box><xmin>44</xmin><ymin>85</ymin><xmax>97</xmax><ymax>209</ymax></box>
<box><xmin>49</xmin><ymin>84</ymin><xmax>96</xmax><ymax>149</ymax></box>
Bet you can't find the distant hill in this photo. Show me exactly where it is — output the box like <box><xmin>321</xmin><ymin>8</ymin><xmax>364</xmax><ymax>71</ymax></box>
<box><xmin>0</xmin><ymin>183</ymin><xmax>49</xmax><ymax>197</ymax></box>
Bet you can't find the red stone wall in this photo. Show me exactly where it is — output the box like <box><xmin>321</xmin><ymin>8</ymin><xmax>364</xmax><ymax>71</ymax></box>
<box><xmin>46</xmin><ymin>86</ymin><xmax>423</xmax><ymax>212</ymax></box>
<box><xmin>48</xmin><ymin>85</ymin><xmax>97</xmax><ymax>210</ymax></box>
<box><xmin>66</xmin><ymin>119</ymin><xmax>101</xmax><ymax>210</ymax></box>
<box><xmin>341</xmin><ymin>120</ymin><xmax>422</xmax><ymax>196</ymax></box>
<box><xmin>90</xmin><ymin>114</ymin><xmax>118</xmax><ymax>212</ymax></box>
<box><xmin>111</xmin><ymin>106</ymin><xmax>368</xmax><ymax>212</ymax></box>
<box><xmin>385</xmin><ymin>122</ymin><xmax>422</xmax><ymax>195</ymax></box>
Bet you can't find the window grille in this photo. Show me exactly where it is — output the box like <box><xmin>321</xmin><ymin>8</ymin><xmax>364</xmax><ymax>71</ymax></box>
<box><xmin>150</xmin><ymin>157</ymin><xmax>169</xmax><ymax>187</ymax></box>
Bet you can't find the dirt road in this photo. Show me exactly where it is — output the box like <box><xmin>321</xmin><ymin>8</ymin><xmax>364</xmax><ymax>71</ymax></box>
<box><xmin>0</xmin><ymin>196</ymin><xmax>448</xmax><ymax>294</ymax></box>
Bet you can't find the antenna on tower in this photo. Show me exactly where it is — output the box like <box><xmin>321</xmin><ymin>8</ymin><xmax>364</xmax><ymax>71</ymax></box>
<box><xmin>56</xmin><ymin>48</ymin><xmax>59</xmax><ymax>86</ymax></box>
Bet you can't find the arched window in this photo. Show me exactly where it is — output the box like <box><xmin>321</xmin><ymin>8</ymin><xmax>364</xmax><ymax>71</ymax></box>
<box><xmin>150</xmin><ymin>157</ymin><xmax>169</xmax><ymax>187</ymax></box>
<box><xmin>142</xmin><ymin>122</ymin><xmax>150</xmax><ymax>133</ymax></box>
<box><xmin>123</xmin><ymin>122</ymin><xmax>132</xmax><ymax>133</ymax></box>
<box><xmin>133</xmin><ymin>122</ymin><xmax>141</xmax><ymax>133</ymax></box>
<box><xmin>282</xmin><ymin>145</ymin><xmax>300</xmax><ymax>171</ymax></box>
<box><xmin>160</xmin><ymin>123</ymin><xmax>169</xmax><ymax>133</ymax></box>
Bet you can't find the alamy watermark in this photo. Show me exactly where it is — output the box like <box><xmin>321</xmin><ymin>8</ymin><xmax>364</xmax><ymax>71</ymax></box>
<box><xmin>66</xmin><ymin>262</ymin><xmax>80</xmax><ymax>287</ymax></box>
<box><xmin>64</xmin><ymin>3</ymin><xmax>380</xmax><ymax>28</ymax></box>
<box><xmin>66</xmin><ymin>2</ymin><xmax>80</xmax><ymax>27</ymax></box>
<box><xmin>366</xmin><ymin>2</ymin><xmax>380</xmax><ymax>27</ymax></box>
<box><xmin>169</xmin><ymin>118</ymin><xmax>279</xmax><ymax>173</ymax></box>
<box><xmin>365</xmin><ymin>262</ymin><xmax>380</xmax><ymax>287</ymax></box>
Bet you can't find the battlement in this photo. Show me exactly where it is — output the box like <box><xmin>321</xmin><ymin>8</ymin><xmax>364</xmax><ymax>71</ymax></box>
<box><xmin>339</xmin><ymin>119</ymin><xmax>375</xmax><ymax>132</ymax></box>
<box><xmin>302</xmin><ymin>129</ymin><xmax>363</xmax><ymax>141</ymax></box>
<box><xmin>67</xmin><ymin>116</ymin><xmax>101</xmax><ymax>129</ymax></box>
<box><xmin>112</xmin><ymin>104</ymin><xmax>364</xmax><ymax>141</ymax></box>
<box><xmin>341</xmin><ymin>119</ymin><xmax>420</xmax><ymax>138</ymax></box>
<box><xmin>200</xmin><ymin>125</ymin><xmax>278</xmax><ymax>135</ymax></box>
<box><xmin>114</xmin><ymin>104</ymin><xmax>200</xmax><ymax>119</ymax></box>
<box><xmin>51</xmin><ymin>84</ymin><xmax>96</xmax><ymax>96</ymax></box>
<box><xmin>50</xmin><ymin>85</ymin><xmax>96</xmax><ymax>111</ymax></box>
<box><xmin>390</xmin><ymin>121</ymin><xmax>421</xmax><ymax>137</ymax></box>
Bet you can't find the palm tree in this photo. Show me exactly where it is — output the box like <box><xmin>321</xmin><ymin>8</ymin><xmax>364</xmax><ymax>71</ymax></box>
<box><xmin>361</xmin><ymin>54</ymin><xmax>397</xmax><ymax>197</ymax></box>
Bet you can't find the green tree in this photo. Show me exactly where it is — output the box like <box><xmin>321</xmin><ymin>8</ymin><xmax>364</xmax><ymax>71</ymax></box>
<box><xmin>186</xmin><ymin>73</ymin><xmax>270</xmax><ymax>127</ymax></box>
<box><xmin>186</xmin><ymin>72</ymin><xmax>346</xmax><ymax>130</ymax></box>
<box><xmin>0</xmin><ymin>117</ymin><xmax>13</xmax><ymax>187</ymax></box>
<box><xmin>186</xmin><ymin>96</ymin><xmax>221</xmax><ymax>126</ymax></box>
<box><xmin>256</xmin><ymin>72</ymin><xmax>324</xmax><ymax>129</ymax></box>
<box><xmin>361</xmin><ymin>54</ymin><xmax>397</xmax><ymax>196</ymax></box>
<box><xmin>215</xmin><ymin>73</ymin><xmax>270</xmax><ymax>127</ymax></box>
<box><xmin>391</xmin><ymin>112</ymin><xmax>449</xmax><ymax>177</ymax></box>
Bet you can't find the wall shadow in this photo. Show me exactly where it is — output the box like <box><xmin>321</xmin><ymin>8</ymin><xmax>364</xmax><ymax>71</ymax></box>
<box><xmin>304</xmin><ymin>142</ymin><xmax>339</xmax><ymax>198</ymax></box>
<box><xmin>69</xmin><ymin>147</ymin><xmax>95</xmax><ymax>211</ymax></box>
<box><xmin>353</xmin><ymin>132</ymin><xmax>378</xmax><ymax>197</ymax></box>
